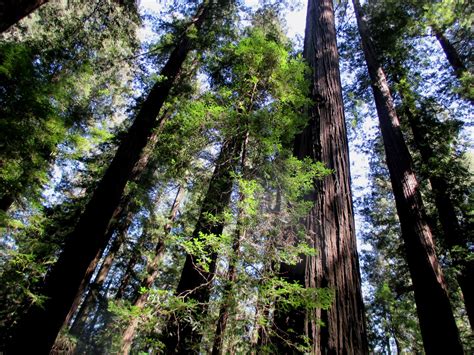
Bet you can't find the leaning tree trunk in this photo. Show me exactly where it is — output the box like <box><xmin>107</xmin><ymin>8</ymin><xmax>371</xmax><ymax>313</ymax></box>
<box><xmin>162</xmin><ymin>135</ymin><xmax>243</xmax><ymax>353</ymax></box>
<box><xmin>0</xmin><ymin>0</ymin><xmax>48</xmax><ymax>32</ymax></box>
<box><xmin>66</xmin><ymin>184</ymin><xmax>151</xmax><ymax>330</ymax></box>
<box><xmin>273</xmin><ymin>0</ymin><xmax>367</xmax><ymax>353</ymax></box>
<box><xmin>5</xmin><ymin>2</ymin><xmax>231</xmax><ymax>352</ymax></box>
<box><xmin>353</xmin><ymin>1</ymin><xmax>463</xmax><ymax>353</ymax></box>
<box><xmin>68</xmin><ymin>206</ymin><xmax>135</xmax><ymax>337</ymax></box>
<box><xmin>431</xmin><ymin>25</ymin><xmax>468</xmax><ymax>81</ymax></box>
<box><xmin>121</xmin><ymin>185</ymin><xmax>185</xmax><ymax>354</ymax></box>
<box><xmin>398</xmin><ymin>89</ymin><xmax>474</xmax><ymax>330</ymax></box>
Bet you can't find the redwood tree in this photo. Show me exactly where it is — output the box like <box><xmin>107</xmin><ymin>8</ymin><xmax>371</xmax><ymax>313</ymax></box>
<box><xmin>5</xmin><ymin>1</ymin><xmax>233</xmax><ymax>352</ymax></box>
<box><xmin>398</xmin><ymin>86</ymin><xmax>474</xmax><ymax>330</ymax></box>
<box><xmin>163</xmin><ymin>136</ymin><xmax>244</xmax><ymax>353</ymax></box>
<box><xmin>273</xmin><ymin>0</ymin><xmax>367</xmax><ymax>353</ymax></box>
<box><xmin>352</xmin><ymin>0</ymin><xmax>463</xmax><ymax>353</ymax></box>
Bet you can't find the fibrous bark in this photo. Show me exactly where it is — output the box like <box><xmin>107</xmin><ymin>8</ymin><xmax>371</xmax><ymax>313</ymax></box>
<box><xmin>353</xmin><ymin>1</ymin><xmax>463</xmax><ymax>353</ymax></box>
<box><xmin>6</xmin><ymin>2</ymin><xmax>230</xmax><ymax>352</ymax></box>
<box><xmin>400</xmin><ymin>96</ymin><xmax>474</xmax><ymax>330</ymax></box>
<box><xmin>273</xmin><ymin>1</ymin><xmax>367</xmax><ymax>353</ymax></box>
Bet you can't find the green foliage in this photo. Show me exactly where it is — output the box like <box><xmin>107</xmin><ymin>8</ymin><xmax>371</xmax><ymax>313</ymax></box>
<box><xmin>0</xmin><ymin>0</ymin><xmax>140</xmax><ymax>216</ymax></box>
<box><xmin>0</xmin><ymin>42</ymin><xmax>66</xmax><ymax>211</ymax></box>
<box><xmin>10</xmin><ymin>0</ymin><xmax>473</xmax><ymax>353</ymax></box>
<box><xmin>180</xmin><ymin>231</ymin><xmax>231</xmax><ymax>272</ymax></box>
<box><xmin>260</xmin><ymin>278</ymin><xmax>333</xmax><ymax>317</ymax></box>
<box><xmin>0</xmin><ymin>0</ymin><xmax>141</xmax><ymax>348</ymax></box>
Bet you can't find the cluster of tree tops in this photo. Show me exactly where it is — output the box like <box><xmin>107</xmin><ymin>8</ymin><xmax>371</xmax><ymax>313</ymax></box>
<box><xmin>0</xmin><ymin>0</ymin><xmax>472</xmax><ymax>353</ymax></box>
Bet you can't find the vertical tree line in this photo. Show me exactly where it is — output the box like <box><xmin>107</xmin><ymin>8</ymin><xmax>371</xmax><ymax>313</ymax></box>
<box><xmin>273</xmin><ymin>0</ymin><xmax>367</xmax><ymax>353</ymax></box>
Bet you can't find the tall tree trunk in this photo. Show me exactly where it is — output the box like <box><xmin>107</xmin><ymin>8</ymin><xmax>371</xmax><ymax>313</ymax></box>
<box><xmin>5</xmin><ymin>2</ymin><xmax>231</xmax><ymax>352</ymax></box>
<box><xmin>115</xmin><ymin>187</ymin><xmax>167</xmax><ymax>301</ymax></box>
<box><xmin>121</xmin><ymin>186</ymin><xmax>185</xmax><ymax>354</ymax></box>
<box><xmin>399</xmin><ymin>90</ymin><xmax>474</xmax><ymax>330</ymax></box>
<box><xmin>353</xmin><ymin>1</ymin><xmax>464</xmax><ymax>353</ymax></box>
<box><xmin>64</xmin><ymin>109</ymin><xmax>168</xmax><ymax>329</ymax></box>
<box><xmin>0</xmin><ymin>0</ymin><xmax>48</xmax><ymax>32</ymax></box>
<box><xmin>431</xmin><ymin>26</ymin><xmax>468</xmax><ymax>81</ymax></box>
<box><xmin>273</xmin><ymin>1</ymin><xmax>367</xmax><ymax>353</ymax></box>
<box><xmin>68</xmin><ymin>207</ymin><xmax>134</xmax><ymax>337</ymax></box>
<box><xmin>210</xmin><ymin>213</ymin><xmax>242</xmax><ymax>355</ymax></box>
<box><xmin>163</xmin><ymin>135</ymin><xmax>243</xmax><ymax>353</ymax></box>
<box><xmin>211</xmin><ymin>132</ymin><xmax>249</xmax><ymax>355</ymax></box>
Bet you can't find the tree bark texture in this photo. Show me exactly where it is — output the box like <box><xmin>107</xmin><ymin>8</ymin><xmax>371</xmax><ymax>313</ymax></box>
<box><xmin>353</xmin><ymin>1</ymin><xmax>464</xmax><ymax>353</ymax></box>
<box><xmin>5</xmin><ymin>2</ymin><xmax>230</xmax><ymax>353</ymax></box>
<box><xmin>0</xmin><ymin>0</ymin><xmax>48</xmax><ymax>33</ymax></box>
<box><xmin>163</xmin><ymin>136</ymin><xmax>243</xmax><ymax>353</ymax></box>
<box><xmin>121</xmin><ymin>186</ymin><xmax>185</xmax><ymax>354</ymax></box>
<box><xmin>274</xmin><ymin>1</ymin><xmax>367</xmax><ymax>353</ymax></box>
<box><xmin>400</xmin><ymin>99</ymin><xmax>474</xmax><ymax>330</ymax></box>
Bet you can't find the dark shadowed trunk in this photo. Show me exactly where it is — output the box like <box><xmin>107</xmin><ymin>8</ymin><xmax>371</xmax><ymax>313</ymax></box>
<box><xmin>353</xmin><ymin>1</ymin><xmax>463</xmax><ymax>353</ymax></box>
<box><xmin>163</xmin><ymin>135</ymin><xmax>243</xmax><ymax>353</ymax></box>
<box><xmin>432</xmin><ymin>26</ymin><xmax>468</xmax><ymax>81</ymax></box>
<box><xmin>5</xmin><ymin>2</ymin><xmax>230</xmax><ymax>352</ymax></box>
<box><xmin>211</xmin><ymin>132</ymin><xmax>248</xmax><ymax>355</ymax></box>
<box><xmin>399</xmin><ymin>95</ymin><xmax>474</xmax><ymax>329</ymax></box>
<box><xmin>65</xmin><ymin>110</ymin><xmax>169</xmax><ymax>330</ymax></box>
<box><xmin>121</xmin><ymin>186</ymin><xmax>185</xmax><ymax>354</ymax></box>
<box><xmin>68</xmin><ymin>207</ymin><xmax>134</xmax><ymax>337</ymax></box>
<box><xmin>0</xmin><ymin>0</ymin><xmax>48</xmax><ymax>32</ymax></box>
<box><xmin>0</xmin><ymin>195</ymin><xmax>14</xmax><ymax>212</ymax></box>
<box><xmin>273</xmin><ymin>1</ymin><xmax>367</xmax><ymax>353</ymax></box>
<box><xmin>210</xmin><ymin>215</ymin><xmax>242</xmax><ymax>355</ymax></box>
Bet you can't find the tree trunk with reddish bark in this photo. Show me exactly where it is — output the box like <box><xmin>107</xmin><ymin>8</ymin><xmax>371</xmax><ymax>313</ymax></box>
<box><xmin>5</xmin><ymin>2</ymin><xmax>231</xmax><ymax>352</ymax></box>
<box><xmin>273</xmin><ymin>0</ymin><xmax>367</xmax><ymax>353</ymax></box>
<box><xmin>400</xmin><ymin>94</ymin><xmax>474</xmax><ymax>330</ymax></box>
<box><xmin>353</xmin><ymin>1</ymin><xmax>463</xmax><ymax>353</ymax></box>
<box><xmin>163</xmin><ymin>136</ymin><xmax>243</xmax><ymax>353</ymax></box>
